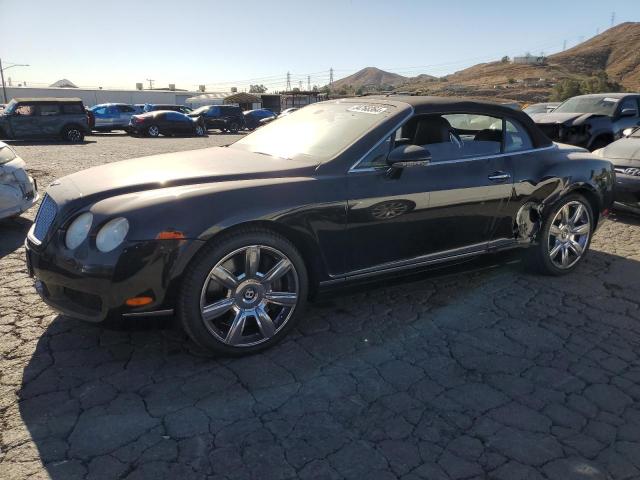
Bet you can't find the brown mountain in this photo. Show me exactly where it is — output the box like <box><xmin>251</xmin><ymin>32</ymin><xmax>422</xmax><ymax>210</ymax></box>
<box><xmin>332</xmin><ymin>67</ymin><xmax>409</xmax><ymax>90</ymax></box>
<box><xmin>403</xmin><ymin>22</ymin><xmax>640</xmax><ymax>102</ymax></box>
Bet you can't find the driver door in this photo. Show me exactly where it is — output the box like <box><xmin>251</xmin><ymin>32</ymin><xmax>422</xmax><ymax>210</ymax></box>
<box><xmin>345</xmin><ymin>113</ymin><xmax>513</xmax><ymax>276</ymax></box>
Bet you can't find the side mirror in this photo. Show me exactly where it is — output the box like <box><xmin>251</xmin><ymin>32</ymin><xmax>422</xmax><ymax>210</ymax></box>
<box><xmin>386</xmin><ymin>145</ymin><xmax>431</xmax><ymax>179</ymax></box>
<box><xmin>620</xmin><ymin>108</ymin><xmax>637</xmax><ymax>118</ymax></box>
<box><xmin>387</xmin><ymin>145</ymin><xmax>431</xmax><ymax>167</ymax></box>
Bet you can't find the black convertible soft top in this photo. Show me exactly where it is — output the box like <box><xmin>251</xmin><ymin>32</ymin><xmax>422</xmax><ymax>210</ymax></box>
<box><xmin>365</xmin><ymin>95</ymin><xmax>553</xmax><ymax>149</ymax></box>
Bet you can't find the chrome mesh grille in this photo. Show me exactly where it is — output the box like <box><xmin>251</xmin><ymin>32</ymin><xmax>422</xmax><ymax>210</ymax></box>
<box><xmin>32</xmin><ymin>194</ymin><xmax>57</xmax><ymax>242</ymax></box>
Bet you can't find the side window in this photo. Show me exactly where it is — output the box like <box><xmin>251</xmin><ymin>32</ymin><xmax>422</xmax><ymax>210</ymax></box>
<box><xmin>15</xmin><ymin>104</ymin><xmax>36</xmax><ymax>116</ymax></box>
<box><xmin>166</xmin><ymin>112</ymin><xmax>188</xmax><ymax>122</ymax></box>
<box><xmin>117</xmin><ymin>105</ymin><xmax>135</xmax><ymax>113</ymax></box>
<box><xmin>209</xmin><ymin>106</ymin><xmax>220</xmax><ymax>116</ymax></box>
<box><xmin>504</xmin><ymin>119</ymin><xmax>533</xmax><ymax>152</ymax></box>
<box><xmin>93</xmin><ymin>106</ymin><xmax>107</xmax><ymax>115</ymax></box>
<box><xmin>40</xmin><ymin>104</ymin><xmax>60</xmax><ymax>116</ymax></box>
<box><xmin>414</xmin><ymin>113</ymin><xmax>502</xmax><ymax>162</ymax></box>
<box><xmin>62</xmin><ymin>103</ymin><xmax>83</xmax><ymax>114</ymax></box>
<box><xmin>619</xmin><ymin>98</ymin><xmax>638</xmax><ymax>116</ymax></box>
<box><xmin>356</xmin><ymin>134</ymin><xmax>394</xmax><ymax>169</ymax></box>
<box><xmin>107</xmin><ymin>106</ymin><xmax>119</xmax><ymax>114</ymax></box>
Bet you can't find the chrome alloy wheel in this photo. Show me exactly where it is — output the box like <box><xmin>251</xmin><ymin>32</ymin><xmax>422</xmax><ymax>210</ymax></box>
<box><xmin>148</xmin><ymin>125</ymin><xmax>160</xmax><ymax>137</ymax></box>
<box><xmin>195</xmin><ymin>125</ymin><xmax>205</xmax><ymax>136</ymax></box>
<box><xmin>199</xmin><ymin>245</ymin><xmax>299</xmax><ymax>347</ymax></box>
<box><xmin>548</xmin><ymin>200</ymin><xmax>591</xmax><ymax>269</ymax></box>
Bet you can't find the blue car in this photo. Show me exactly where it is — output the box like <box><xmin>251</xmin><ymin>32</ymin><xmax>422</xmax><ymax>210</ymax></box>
<box><xmin>243</xmin><ymin>108</ymin><xmax>276</xmax><ymax>130</ymax></box>
<box><xmin>90</xmin><ymin>103</ymin><xmax>136</xmax><ymax>132</ymax></box>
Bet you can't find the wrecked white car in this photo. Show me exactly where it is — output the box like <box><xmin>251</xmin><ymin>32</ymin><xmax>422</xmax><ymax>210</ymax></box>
<box><xmin>0</xmin><ymin>142</ymin><xmax>38</xmax><ymax>220</ymax></box>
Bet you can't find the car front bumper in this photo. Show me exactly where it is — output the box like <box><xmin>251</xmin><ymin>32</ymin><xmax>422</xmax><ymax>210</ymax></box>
<box><xmin>614</xmin><ymin>173</ymin><xmax>640</xmax><ymax>211</ymax></box>
<box><xmin>0</xmin><ymin>174</ymin><xmax>38</xmax><ymax>220</ymax></box>
<box><xmin>25</xmin><ymin>232</ymin><xmax>203</xmax><ymax>322</ymax></box>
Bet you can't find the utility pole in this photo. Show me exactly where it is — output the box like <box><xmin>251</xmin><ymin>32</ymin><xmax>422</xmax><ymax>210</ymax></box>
<box><xmin>562</xmin><ymin>40</ymin><xmax>567</xmax><ymax>51</ymax></box>
<box><xmin>611</xmin><ymin>11</ymin><xmax>615</xmax><ymax>28</ymax></box>
<box><xmin>0</xmin><ymin>59</ymin><xmax>30</xmax><ymax>103</ymax></box>
<box><xmin>329</xmin><ymin>68</ymin><xmax>334</xmax><ymax>87</ymax></box>
<box><xmin>146</xmin><ymin>78</ymin><xmax>155</xmax><ymax>90</ymax></box>
<box><xmin>286</xmin><ymin>71</ymin><xmax>291</xmax><ymax>91</ymax></box>
<box><xmin>307</xmin><ymin>75</ymin><xmax>310</xmax><ymax>91</ymax></box>
<box><xmin>298</xmin><ymin>80</ymin><xmax>302</xmax><ymax>90</ymax></box>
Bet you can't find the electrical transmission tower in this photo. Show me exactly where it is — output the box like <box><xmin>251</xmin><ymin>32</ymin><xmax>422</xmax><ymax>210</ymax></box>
<box><xmin>146</xmin><ymin>78</ymin><xmax>155</xmax><ymax>89</ymax></box>
<box><xmin>329</xmin><ymin>68</ymin><xmax>334</xmax><ymax>87</ymax></box>
<box><xmin>611</xmin><ymin>11</ymin><xmax>615</xmax><ymax>27</ymax></box>
<box><xmin>286</xmin><ymin>71</ymin><xmax>291</xmax><ymax>91</ymax></box>
<box><xmin>307</xmin><ymin>75</ymin><xmax>310</xmax><ymax>90</ymax></box>
<box><xmin>562</xmin><ymin>40</ymin><xmax>567</xmax><ymax>51</ymax></box>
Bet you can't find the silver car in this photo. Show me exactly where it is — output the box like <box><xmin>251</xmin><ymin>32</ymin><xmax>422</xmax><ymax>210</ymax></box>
<box><xmin>0</xmin><ymin>142</ymin><xmax>38</xmax><ymax>220</ymax></box>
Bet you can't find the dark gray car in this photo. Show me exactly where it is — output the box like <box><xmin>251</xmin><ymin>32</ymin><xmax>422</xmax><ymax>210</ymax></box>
<box><xmin>531</xmin><ymin>93</ymin><xmax>640</xmax><ymax>151</ymax></box>
<box><xmin>0</xmin><ymin>98</ymin><xmax>90</xmax><ymax>143</ymax></box>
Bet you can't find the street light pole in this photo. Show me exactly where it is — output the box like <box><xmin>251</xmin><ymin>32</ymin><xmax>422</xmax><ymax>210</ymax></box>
<box><xmin>0</xmin><ymin>58</ymin><xmax>7</xmax><ymax>103</ymax></box>
<box><xmin>0</xmin><ymin>60</ymin><xmax>30</xmax><ymax>103</ymax></box>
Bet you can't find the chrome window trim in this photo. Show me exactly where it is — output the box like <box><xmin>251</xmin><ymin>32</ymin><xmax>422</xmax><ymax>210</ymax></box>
<box><xmin>348</xmin><ymin>107</ymin><xmax>415</xmax><ymax>172</ymax></box>
<box><xmin>349</xmin><ymin>143</ymin><xmax>556</xmax><ymax>173</ymax></box>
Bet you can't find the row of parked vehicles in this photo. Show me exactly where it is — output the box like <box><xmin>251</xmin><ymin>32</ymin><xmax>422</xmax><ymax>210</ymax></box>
<box><xmin>0</xmin><ymin>97</ymin><xmax>289</xmax><ymax>143</ymax></box>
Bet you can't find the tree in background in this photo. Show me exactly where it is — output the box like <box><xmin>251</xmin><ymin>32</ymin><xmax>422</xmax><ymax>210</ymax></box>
<box><xmin>249</xmin><ymin>84</ymin><xmax>267</xmax><ymax>93</ymax></box>
<box><xmin>551</xmin><ymin>73</ymin><xmax>622</xmax><ymax>101</ymax></box>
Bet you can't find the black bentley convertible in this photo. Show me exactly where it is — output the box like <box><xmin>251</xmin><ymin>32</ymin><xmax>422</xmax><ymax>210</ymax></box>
<box><xmin>26</xmin><ymin>97</ymin><xmax>615</xmax><ymax>355</ymax></box>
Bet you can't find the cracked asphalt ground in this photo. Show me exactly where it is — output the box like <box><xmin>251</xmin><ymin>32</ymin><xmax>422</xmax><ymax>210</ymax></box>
<box><xmin>1</xmin><ymin>134</ymin><xmax>640</xmax><ymax>480</ymax></box>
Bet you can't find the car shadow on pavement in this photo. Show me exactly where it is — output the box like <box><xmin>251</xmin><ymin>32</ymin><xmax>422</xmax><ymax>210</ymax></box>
<box><xmin>3</xmin><ymin>139</ymin><xmax>97</xmax><ymax>146</ymax></box>
<box><xmin>14</xmin><ymin>249</ymin><xmax>640</xmax><ymax>479</ymax></box>
<box><xmin>0</xmin><ymin>216</ymin><xmax>31</xmax><ymax>259</ymax></box>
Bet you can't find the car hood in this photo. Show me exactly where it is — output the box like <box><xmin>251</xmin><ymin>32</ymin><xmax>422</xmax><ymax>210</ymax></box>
<box><xmin>600</xmin><ymin>138</ymin><xmax>640</xmax><ymax>162</ymax></box>
<box><xmin>531</xmin><ymin>111</ymin><xmax>605</xmax><ymax>125</ymax></box>
<box><xmin>50</xmin><ymin>146</ymin><xmax>318</xmax><ymax>204</ymax></box>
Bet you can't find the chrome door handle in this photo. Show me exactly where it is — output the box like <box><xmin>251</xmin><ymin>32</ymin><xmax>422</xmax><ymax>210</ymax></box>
<box><xmin>488</xmin><ymin>172</ymin><xmax>511</xmax><ymax>182</ymax></box>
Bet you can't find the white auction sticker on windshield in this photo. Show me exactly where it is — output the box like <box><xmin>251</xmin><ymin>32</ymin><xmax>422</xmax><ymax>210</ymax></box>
<box><xmin>347</xmin><ymin>105</ymin><xmax>388</xmax><ymax>114</ymax></box>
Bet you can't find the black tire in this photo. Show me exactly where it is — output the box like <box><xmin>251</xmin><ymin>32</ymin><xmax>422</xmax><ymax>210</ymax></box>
<box><xmin>526</xmin><ymin>193</ymin><xmax>594</xmax><ymax>275</ymax></box>
<box><xmin>146</xmin><ymin>125</ymin><xmax>160</xmax><ymax>137</ymax></box>
<box><xmin>62</xmin><ymin>125</ymin><xmax>84</xmax><ymax>143</ymax></box>
<box><xmin>589</xmin><ymin>136</ymin><xmax>611</xmax><ymax>151</ymax></box>
<box><xmin>228</xmin><ymin>122</ymin><xmax>240</xmax><ymax>134</ymax></box>
<box><xmin>178</xmin><ymin>229</ymin><xmax>308</xmax><ymax>356</ymax></box>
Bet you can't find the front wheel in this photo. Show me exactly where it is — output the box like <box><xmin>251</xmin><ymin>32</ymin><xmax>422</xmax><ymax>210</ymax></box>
<box><xmin>147</xmin><ymin>125</ymin><xmax>160</xmax><ymax>137</ymax></box>
<box><xmin>527</xmin><ymin>194</ymin><xmax>594</xmax><ymax>275</ymax></box>
<box><xmin>194</xmin><ymin>125</ymin><xmax>206</xmax><ymax>137</ymax></box>
<box><xmin>228</xmin><ymin>122</ymin><xmax>240</xmax><ymax>134</ymax></box>
<box><xmin>178</xmin><ymin>229</ymin><xmax>308</xmax><ymax>356</ymax></box>
<box><xmin>62</xmin><ymin>126</ymin><xmax>84</xmax><ymax>143</ymax></box>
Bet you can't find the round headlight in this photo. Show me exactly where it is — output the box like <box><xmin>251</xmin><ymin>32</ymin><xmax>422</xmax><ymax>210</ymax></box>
<box><xmin>65</xmin><ymin>212</ymin><xmax>93</xmax><ymax>250</ymax></box>
<box><xmin>96</xmin><ymin>217</ymin><xmax>129</xmax><ymax>253</ymax></box>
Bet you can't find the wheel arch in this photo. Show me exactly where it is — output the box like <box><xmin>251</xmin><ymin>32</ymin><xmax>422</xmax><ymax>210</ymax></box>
<box><xmin>167</xmin><ymin>219</ymin><xmax>326</xmax><ymax>303</ymax></box>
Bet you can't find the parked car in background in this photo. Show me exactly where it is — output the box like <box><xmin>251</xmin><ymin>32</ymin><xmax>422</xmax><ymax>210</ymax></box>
<box><xmin>143</xmin><ymin>104</ymin><xmax>192</xmax><ymax>114</ymax></box>
<box><xmin>0</xmin><ymin>141</ymin><xmax>38</xmax><ymax>220</ymax></box>
<box><xmin>133</xmin><ymin>104</ymin><xmax>146</xmax><ymax>114</ymax></box>
<box><xmin>90</xmin><ymin>103</ymin><xmax>136</xmax><ymax>131</ymax></box>
<box><xmin>189</xmin><ymin>105</ymin><xmax>245</xmax><ymax>133</ymax></box>
<box><xmin>0</xmin><ymin>98</ymin><xmax>89</xmax><ymax>142</ymax></box>
<box><xmin>593</xmin><ymin>126</ymin><xmax>640</xmax><ymax>213</ymax></box>
<box><xmin>25</xmin><ymin>97</ymin><xmax>614</xmax><ymax>355</ymax></box>
<box><xmin>531</xmin><ymin>93</ymin><xmax>640</xmax><ymax>150</ymax></box>
<box><xmin>127</xmin><ymin>110</ymin><xmax>206</xmax><ymax>137</ymax></box>
<box><xmin>243</xmin><ymin>109</ymin><xmax>276</xmax><ymax>130</ymax></box>
<box><xmin>523</xmin><ymin>102</ymin><xmax>560</xmax><ymax>116</ymax></box>
<box><xmin>279</xmin><ymin>107</ymin><xmax>298</xmax><ymax>117</ymax></box>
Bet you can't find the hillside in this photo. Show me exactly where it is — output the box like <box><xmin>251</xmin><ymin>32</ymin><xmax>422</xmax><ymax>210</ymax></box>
<box><xmin>332</xmin><ymin>67</ymin><xmax>409</xmax><ymax>91</ymax></box>
<box><xmin>399</xmin><ymin>22</ymin><xmax>640</xmax><ymax>102</ymax></box>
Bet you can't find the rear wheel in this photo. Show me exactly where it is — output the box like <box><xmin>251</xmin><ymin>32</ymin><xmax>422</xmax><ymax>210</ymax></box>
<box><xmin>527</xmin><ymin>194</ymin><xmax>594</xmax><ymax>275</ymax></box>
<box><xmin>62</xmin><ymin>126</ymin><xmax>84</xmax><ymax>143</ymax></box>
<box><xmin>195</xmin><ymin>125</ymin><xmax>206</xmax><ymax>137</ymax></box>
<box><xmin>228</xmin><ymin>122</ymin><xmax>240</xmax><ymax>134</ymax></box>
<box><xmin>178</xmin><ymin>229</ymin><xmax>308</xmax><ymax>356</ymax></box>
<box><xmin>147</xmin><ymin>125</ymin><xmax>160</xmax><ymax>137</ymax></box>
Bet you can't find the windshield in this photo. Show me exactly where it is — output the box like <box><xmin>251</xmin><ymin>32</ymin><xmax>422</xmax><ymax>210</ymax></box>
<box><xmin>554</xmin><ymin>96</ymin><xmax>619</xmax><ymax>116</ymax></box>
<box><xmin>231</xmin><ymin>102</ymin><xmax>398</xmax><ymax>162</ymax></box>
<box><xmin>191</xmin><ymin>106</ymin><xmax>210</xmax><ymax>115</ymax></box>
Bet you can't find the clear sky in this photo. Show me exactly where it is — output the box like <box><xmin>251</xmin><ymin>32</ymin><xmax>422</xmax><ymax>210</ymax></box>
<box><xmin>1</xmin><ymin>0</ymin><xmax>638</xmax><ymax>92</ymax></box>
